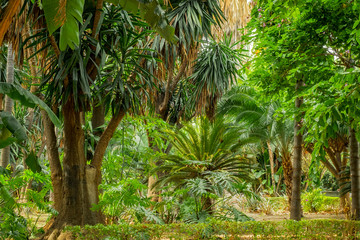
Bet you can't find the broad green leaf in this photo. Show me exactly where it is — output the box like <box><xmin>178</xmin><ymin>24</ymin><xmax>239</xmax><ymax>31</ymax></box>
<box><xmin>0</xmin><ymin>83</ymin><xmax>61</xmax><ymax>127</ymax></box>
<box><xmin>43</xmin><ymin>0</ymin><xmax>85</xmax><ymax>50</ymax></box>
<box><xmin>0</xmin><ymin>183</ymin><xmax>16</xmax><ymax>209</ymax></box>
<box><xmin>0</xmin><ymin>112</ymin><xmax>27</xmax><ymax>142</ymax></box>
<box><xmin>0</xmin><ymin>136</ymin><xmax>16</xmax><ymax>149</ymax></box>
<box><xmin>25</xmin><ymin>151</ymin><xmax>42</xmax><ymax>173</ymax></box>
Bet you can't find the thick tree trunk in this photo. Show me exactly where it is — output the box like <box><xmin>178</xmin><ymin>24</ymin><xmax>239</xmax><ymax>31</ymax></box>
<box><xmin>349</xmin><ymin>126</ymin><xmax>360</xmax><ymax>220</ymax></box>
<box><xmin>290</xmin><ymin>80</ymin><xmax>303</xmax><ymax>221</ymax></box>
<box><xmin>42</xmin><ymin>111</ymin><xmax>63</xmax><ymax>212</ymax></box>
<box><xmin>147</xmin><ymin>174</ymin><xmax>159</xmax><ymax>202</ymax></box>
<box><xmin>58</xmin><ymin>100</ymin><xmax>92</xmax><ymax>225</ymax></box>
<box><xmin>1</xmin><ymin>43</ymin><xmax>14</xmax><ymax>168</ymax></box>
<box><xmin>267</xmin><ymin>141</ymin><xmax>277</xmax><ymax>196</ymax></box>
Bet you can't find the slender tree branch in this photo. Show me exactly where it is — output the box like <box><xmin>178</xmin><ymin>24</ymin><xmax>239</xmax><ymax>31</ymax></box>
<box><xmin>324</xmin><ymin>147</ymin><xmax>341</xmax><ymax>172</ymax></box>
<box><xmin>92</xmin><ymin>109</ymin><xmax>126</xmax><ymax>170</ymax></box>
<box><xmin>170</xmin><ymin>56</ymin><xmax>188</xmax><ymax>91</ymax></box>
<box><xmin>92</xmin><ymin>0</ymin><xmax>104</xmax><ymax>39</ymax></box>
<box><xmin>321</xmin><ymin>158</ymin><xmax>339</xmax><ymax>179</ymax></box>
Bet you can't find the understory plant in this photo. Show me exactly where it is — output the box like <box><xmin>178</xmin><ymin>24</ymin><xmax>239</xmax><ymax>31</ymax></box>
<box><xmin>95</xmin><ymin>178</ymin><xmax>163</xmax><ymax>224</ymax></box>
<box><xmin>152</xmin><ymin>117</ymin><xmax>255</xmax><ymax>221</ymax></box>
<box><xmin>302</xmin><ymin>188</ymin><xmax>325</xmax><ymax>213</ymax></box>
<box><xmin>0</xmin><ymin>167</ymin><xmax>54</xmax><ymax>239</ymax></box>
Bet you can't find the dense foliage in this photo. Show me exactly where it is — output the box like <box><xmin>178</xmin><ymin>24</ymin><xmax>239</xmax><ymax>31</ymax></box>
<box><xmin>0</xmin><ymin>0</ymin><xmax>360</xmax><ymax>238</ymax></box>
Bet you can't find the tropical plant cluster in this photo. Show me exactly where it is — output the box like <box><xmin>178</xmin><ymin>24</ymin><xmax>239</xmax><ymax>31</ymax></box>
<box><xmin>0</xmin><ymin>0</ymin><xmax>360</xmax><ymax>239</ymax></box>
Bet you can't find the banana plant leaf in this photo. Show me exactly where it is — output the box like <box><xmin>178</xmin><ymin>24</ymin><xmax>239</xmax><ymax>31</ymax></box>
<box><xmin>0</xmin><ymin>83</ymin><xmax>61</xmax><ymax>127</ymax></box>
<box><xmin>0</xmin><ymin>112</ymin><xmax>26</xmax><ymax>148</ymax></box>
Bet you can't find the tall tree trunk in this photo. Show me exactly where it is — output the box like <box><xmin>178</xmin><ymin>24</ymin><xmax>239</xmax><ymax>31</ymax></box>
<box><xmin>1</xmin><ymin>43</ymin><xmax>14</xmax><ymax>168</ymax></box>
<box><xmin>42</xmin><ymin>100</ymin><xmax>101</xmax><ymax>239</ymax></box>
<box><xmin>282</xmin><ymin>150</ymin><xmax>293</xmax><ymax>208</ymax></box>
<box><xmin>57</xmin><ymin>100</ymin><xmax>90</xmax><ymax>225</ymax></box>
<box><xmin>42</xmin><ymin>111</ymin><xmax>63</xmax><ymax>212</ymax></box>
<box><xmin>339</xmin><ymin>148</ymin><xmax>350</xmax><ymax>215</ymax></box>
<box><xmin>267</xmin><ymin>141</ymin><xmax>277</xmax><ymax>196</ymax></box>
<box><xmin>290</xmin><ymin>80</ymin><xmax>303</xmax><ymax>221</ymax></box>
<box><xmin>349</xmin><ymin>126</ymin><xmax>360</xmax><ymax>220</ymax></box>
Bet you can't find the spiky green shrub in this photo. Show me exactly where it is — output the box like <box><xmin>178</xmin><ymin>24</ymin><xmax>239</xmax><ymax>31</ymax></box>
<box><xmin>152</xmin><ymin>117</ymin><xmax>255</xmax><ymax>220</ymax></box>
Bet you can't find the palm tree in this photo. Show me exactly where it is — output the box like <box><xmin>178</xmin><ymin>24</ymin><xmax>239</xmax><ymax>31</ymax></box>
<box><xmin>144</xmin><ymin>0</ymin><xmax>227</xmax><ymax>200</ymax></box>
<box><xmin>218</xmin><ymin>86</ymin><xmax>294</xmax><ymax>205</ymax></box>
<box><xmin>191</xmin><ymin>35</ymin><xmax>244</xmax><ymax>121</ymax></box>
<box><xmin>152</xmin><ymin>117</ymin><xmax>254</xmax><ymax>215</ymax></box>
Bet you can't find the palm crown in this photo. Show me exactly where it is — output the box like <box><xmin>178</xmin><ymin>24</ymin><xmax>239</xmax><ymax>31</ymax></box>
<box><xmin>152</xmin><ymin>117</ymin><xmax>254</xmax><ymax>198</ymax></box>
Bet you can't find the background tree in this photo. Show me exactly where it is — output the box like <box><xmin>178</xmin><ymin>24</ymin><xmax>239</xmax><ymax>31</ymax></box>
<box><xmin>218</xmin><ymin>86</ymin><xmax>294</xmax><ymax>204</ymax></box>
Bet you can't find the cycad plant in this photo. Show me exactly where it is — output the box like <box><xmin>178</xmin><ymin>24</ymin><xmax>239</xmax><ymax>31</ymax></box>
<box><xmin>152</xmin><ymin>117</ymin><xmax>253</xmax><ymax>217</ymax></box>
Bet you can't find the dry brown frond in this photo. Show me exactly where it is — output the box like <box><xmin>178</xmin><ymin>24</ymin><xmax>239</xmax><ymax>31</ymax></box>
<box><xmin>0</xmin><ymin>0</ymin><xmax>22</xmax><ymax>47</ymax></box>
<box><xmin>213</xmin><ymin>0</ymin><xmax>252</xmax><ymax>42</ymax></box>
<box><xmin>55</xmin><ymin>0</ymin><xmax>67</xmax><ymax>29</ymax></box>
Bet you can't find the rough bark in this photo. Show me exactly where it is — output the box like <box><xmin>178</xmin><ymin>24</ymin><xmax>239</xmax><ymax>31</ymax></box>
<box><xmin>1</xmin><ymin>43</ymin><xmax>14</xmax><ymax>168</ymax></box>
<box><xmin>42</xmin><ymin>105</ymin><xmax>125</xmax><ymax>239</ymax></box>
<box><xmin>339</xmin><ymin>147</ymin><xmax>350</xmax><ymax>215</ymax></box>
<box><xmin>324</xmin><ymin>147</ymin><xmax>341</xmax><ymax>173</ymax></box>
<box><xmin>205</xmin><ymin>96</ymin><xmax>217</xmax><ymax>122</ymax></box>
<box><xmin>349</xmin><ymin>126</ymin><xmax>360</xmax><ymax>220</ymax></box>
<box><xmin>91</xmin><ymin>102</ymin><xmax>105</xmax><ymax>136</ymax></box>
<box><xmin>58</xmin><ymin>100</ymin><xmax>89</xmax><ymax>225</ymax></box>
<box><xmin>147</xmin><ymin>174</ymin><xmax>159</xmax><ymax>202</ymax></box>
<box><xmin>282</xmin><ymin>149</ymin><xmax>293</xmax><ymax>208</ymax></box>
<box><xmin>290</xmin><ymin>80</ymin><xmax>303</xmax><ymax>221</ymax></box>
<box><xmin>267</xmin><ymin>141</ymin><xmax>277</xmax><ymax>196</ymax></box>
<box><xmin>41</xmin><ymin>110</ymin><xmax>63</xmax><ymax>212</ymax></box>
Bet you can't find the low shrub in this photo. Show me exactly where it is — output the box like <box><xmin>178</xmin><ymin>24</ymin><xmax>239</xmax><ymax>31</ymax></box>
<box><xmin>302</xmin><ymin>189</ymin><xmax>325</xmax><ymax>212</ymax></box>
<box><xmin>301</xmin><ymin>189</ymin><xmax>340</xmax><ymax>213</ymax></box>
<box><xmin>66</xmin><ymin>219</ymin><xmax>360</xmax><ymax>240</ymax></box>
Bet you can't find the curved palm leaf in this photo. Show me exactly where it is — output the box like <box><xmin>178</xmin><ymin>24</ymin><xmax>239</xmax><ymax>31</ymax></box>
<box><xmin>152</xmin><ymin>117</ymin><xmax>254</xmax><ymax>197</ymax></box>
